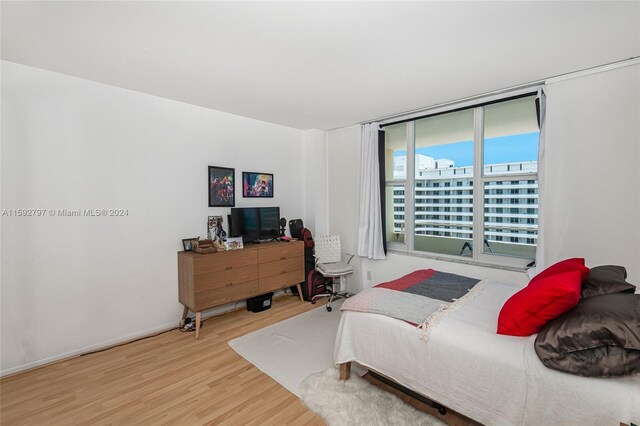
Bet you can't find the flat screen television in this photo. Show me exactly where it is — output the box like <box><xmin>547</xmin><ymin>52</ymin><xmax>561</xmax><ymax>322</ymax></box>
<box><xmin>229</xmin><ymin>207</ymin><xmax>280</xmax><ymax>243</ymax></box>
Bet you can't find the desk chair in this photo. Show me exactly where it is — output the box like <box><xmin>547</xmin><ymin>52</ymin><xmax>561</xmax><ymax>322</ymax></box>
<box><xmin>313</xmin><ymin>235</ymin><xmax>354</xmax><ymax>312</ymax></box>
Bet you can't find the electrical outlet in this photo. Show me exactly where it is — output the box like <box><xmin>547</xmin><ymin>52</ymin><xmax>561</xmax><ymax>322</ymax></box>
<box><xmin>367</xmin><ymin>271</ymin><xmax>372</xmax><ymax>280</ymax></box>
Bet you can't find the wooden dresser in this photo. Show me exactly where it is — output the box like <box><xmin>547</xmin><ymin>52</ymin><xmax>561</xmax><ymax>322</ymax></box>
<box><xmin>178</xmin><ymin>240</ymin><xmax>304</xmax><ymax>338</ymax></box>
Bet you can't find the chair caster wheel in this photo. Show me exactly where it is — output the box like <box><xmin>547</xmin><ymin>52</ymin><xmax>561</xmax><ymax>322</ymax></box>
<box><xmin>326</xmin><ymin>306</ymin><xmax>332</xmax><ymax>312</ymax></box>
<box><xmin>311</xmin><ymin>300</ymin><xmax>316</xmax><ymax>304</ymax></box>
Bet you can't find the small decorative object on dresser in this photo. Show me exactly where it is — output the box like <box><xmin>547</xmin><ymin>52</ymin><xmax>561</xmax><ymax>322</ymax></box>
<box><xmin>207</xmin><ymin>215</ymin><xmax>226</xmax><ymax>241</ymax></box>
<box><xmin>193</xmin><ymin>239</ymin><xmax>216</xmax><ymax>254</ymax></box>
<box><xmin>182</xmin><ymin>238</ymin><xmax>198</xmax><ymax>251</ymax></box>
<box><xmin>224</xmin><ymin>236</ymin><xmax>244</xmax><ymax>250</ymax></box>
<box><xmin>208</xmin><ymin>166</ymin><xmax>235</xmax><ymax>207</ymax></box>
<box><xmin>242</xmin><ymin>172</ymin><xmax>273</xmax><ymax>198</ymax></box>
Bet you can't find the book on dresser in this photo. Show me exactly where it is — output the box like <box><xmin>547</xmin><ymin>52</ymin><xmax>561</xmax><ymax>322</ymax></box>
<box><xmin>177</xmin><ymin>240</ymin><xmax>305</xmax><ymax>338</ymax></box>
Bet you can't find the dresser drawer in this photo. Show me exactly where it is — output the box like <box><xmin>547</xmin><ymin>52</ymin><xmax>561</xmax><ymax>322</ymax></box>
<box><xmin>258</xmin><ymin>256</ymin><xmax>304</xmax><ymax>278</ymax></box>
<box><xmin>258</xmin><ymin>243</ymin><xmax>302</xmax><ymax>264</ymax></box>
<box><xmin>259</xmin><ymin>270</ymin><xmax>304</xmax><ymax>293</ymax></box>
<box><xmin>193</xmin><ymin>249</ymin><xmax>257</xmax><ymax>275</ymax></box>
<box><xmin>194</xmin><ymin>266</ymin><xmax>258</xmax><ymax>293</ymax></box>
<box><xmin>194</xmin><ymin>280</ymin><xmax>259</xmax><ymax>310</ymax></box>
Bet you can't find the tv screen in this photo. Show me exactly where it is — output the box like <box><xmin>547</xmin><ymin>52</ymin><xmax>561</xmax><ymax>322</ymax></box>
<box><xmin>259</xmin><ymin>207</ymin><xmax>280</xmax><ymax>239</ymax></box>
<box><xmin>230</xmin><ymin>208</ymin><xmax>259</xmax><ymax>242</ymax></box>
<box><xmin>230</xmin><ymin>207</ymin><xmax>280</xmax><ymax>243</ymax></box>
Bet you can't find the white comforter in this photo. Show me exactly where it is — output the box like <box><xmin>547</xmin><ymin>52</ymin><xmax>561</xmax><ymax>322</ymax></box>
<box><xmin>334</xmin><ymin>281</ymin><xmax>640</xmax><ymax>426</ymax></box>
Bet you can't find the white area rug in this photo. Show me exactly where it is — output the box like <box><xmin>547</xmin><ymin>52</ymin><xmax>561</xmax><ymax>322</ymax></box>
<box><xmin>300</xmin><ymin>367</ymin><xmax>446</xmax><ymax>426</ymax></box>
<box><xmin>228</xmin><ymin>300</ymin><xmax>347</xmax><ymax>396</ymax></box>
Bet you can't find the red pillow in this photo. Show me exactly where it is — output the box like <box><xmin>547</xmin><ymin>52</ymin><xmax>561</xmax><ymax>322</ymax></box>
<box><xmin>529</xmin><ymin>258</ymin><xmax>589</xmax><ymax>284</ymax></box>
<box><xmin>497</xmin><ymin>271</ymin><xmax>582</xmax><ymax>336</ymax></box>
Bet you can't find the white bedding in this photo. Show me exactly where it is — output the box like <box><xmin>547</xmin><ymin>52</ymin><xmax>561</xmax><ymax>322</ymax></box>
<box><xmin>334</xmin><ymin>280</ymin><xmax>640</xmax><ymax>426</ymax></box>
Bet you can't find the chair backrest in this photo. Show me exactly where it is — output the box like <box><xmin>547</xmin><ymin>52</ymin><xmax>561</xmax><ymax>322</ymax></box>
<box><xmin>314</xmin><ymin>235</ymin><xmax>342</xmax><ymax>264</ymax></box>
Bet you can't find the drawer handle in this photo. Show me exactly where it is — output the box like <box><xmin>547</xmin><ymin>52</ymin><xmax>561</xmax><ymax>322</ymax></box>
<box><xmin>280</xmin><ymin>256</ymin><xmax>287</xmax><ymax>260</ymax></box>
<box><xmin>280</xmin><ymin>271</ymin><xmax>286</xmax><ymax>275</ymax></box>
<box><xmin>225</xmin><ymin>266</ymin><xmax>232</xmax><ymax>270</ymax></box>
<box><xmin>225</xmin><ymin>282</ymin><xmax>233</xmax><ymax>287</ymax></box>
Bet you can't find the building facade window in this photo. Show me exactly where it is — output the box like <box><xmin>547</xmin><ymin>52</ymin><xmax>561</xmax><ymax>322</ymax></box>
<box><xmin>383</xmin><ymin>93</ymin><xmax>539</xmax><ymax>266</ymax></box>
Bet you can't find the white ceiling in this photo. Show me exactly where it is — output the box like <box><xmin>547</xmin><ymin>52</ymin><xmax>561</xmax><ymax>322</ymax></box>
<box><xmin>2</xmin><ymin>1</ymin><xmax>639</xmax><ymax>131</ymax></box>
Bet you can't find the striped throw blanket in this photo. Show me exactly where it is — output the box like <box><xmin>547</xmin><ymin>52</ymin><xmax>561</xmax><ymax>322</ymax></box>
<box><xmin>341</xmin><ymin>269</ymin><xmax>484</xmax><ymax>339</ymax></box>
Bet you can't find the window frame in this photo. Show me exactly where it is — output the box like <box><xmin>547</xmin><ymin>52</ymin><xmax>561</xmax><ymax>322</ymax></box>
<box><xmin>383</xmin><ymin>89</ymin><xmax>540</xmax><ymax>269</ymax></box>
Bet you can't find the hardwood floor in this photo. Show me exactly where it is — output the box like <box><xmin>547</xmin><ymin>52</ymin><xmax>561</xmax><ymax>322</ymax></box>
<box><xmin>0</xmin><ymin>295</ymin><xmax>324</xmax><ymax>425</ymax></box>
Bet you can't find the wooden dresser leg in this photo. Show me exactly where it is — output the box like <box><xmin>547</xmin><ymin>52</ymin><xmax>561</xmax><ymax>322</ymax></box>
<box><xmin>296</xmin><ymin>283</ymin><xmax>304</xmax><ymax>303</ymax></box>
<box><xmin>195</xmin><ymin>311</ymin><xmax>202</xmax><ymax>339</ymax></box>
<box><xmin>180</xmin><ymin>305</ymin><xmax>189</xmax><ymax>327</ymax></box>
<box><xmin>339</xmin><ymin>362</ymin><xmax>351</xmax><ymax>380</ymax></box>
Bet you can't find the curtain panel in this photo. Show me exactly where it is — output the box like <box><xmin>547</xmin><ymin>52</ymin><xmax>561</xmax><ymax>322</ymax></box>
<box><xmin>534</xmin><ymin>86</ymin><xmax>547</xmax><ymax>273</ymax></box>
<box><xmin>357</xmin><ymin>123</ymin><xmax>386</xmax><ymax>260</ymax></box>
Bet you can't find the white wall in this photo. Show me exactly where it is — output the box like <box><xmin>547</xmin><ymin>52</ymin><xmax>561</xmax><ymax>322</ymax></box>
<box><xmin>302</xmin><ymin>129</ymin><xmax>329</xmax><ymax>237</ymax></box>
<box><xmin>0</xmin><ymin>61</ymin><xmax>314</xmax><ymax>375</ymax></box>
<box><xmin>328</xmin><ymin>64</ymin><xmax>640</xmax><ymax>291</ymax></box>
<box><xmin>543</xmin><ymin>64</ymin><xmax>640</xmax><ymax>284</ymax></box>
<box><xmin>327</xmin><ymin>125</ymin><xmax>363</xmax><ymax>290</ymax></box>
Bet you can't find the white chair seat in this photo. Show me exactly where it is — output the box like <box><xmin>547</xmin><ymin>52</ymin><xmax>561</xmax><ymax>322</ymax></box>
<box><xmin>313</xmin><ymin>235</ymin><xmax>354</xmax><ymax>312</ymax></box>
<box><xmin>317</xmin><ymin>262</ymin><xmax>353</xmax><ymax>276</ymax></box>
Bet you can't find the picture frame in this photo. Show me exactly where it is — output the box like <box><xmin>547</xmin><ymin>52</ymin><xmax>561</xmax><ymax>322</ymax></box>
<box><xmin>207</xmin><ymin>215</ymin><xmax>227</xmax><ymax>241</ymax></box>
<box><xmin>224</xmin><ymin>236</ymin><xmax>244</xmax><ymax>250</ymax></box>
<box><xmin>242</xmin><ymin>172</ymin><xmax>274</xmax><ymax>198</ymax></box>
<box><xmin>208</xmin><ymin>166</ymin><xmax>235</xmax><ymax>207</ymax></box>
<box><xmin>182</xmin><ymin>238</ymin><xmax>198</xmax><ymax>251</ymax></box>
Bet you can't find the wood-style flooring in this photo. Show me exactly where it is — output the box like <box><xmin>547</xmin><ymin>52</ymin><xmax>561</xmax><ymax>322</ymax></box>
<box><xmin>0</xmin><ymin>295</ymin><xmax>324</xmax><ymax>425</ymax></box>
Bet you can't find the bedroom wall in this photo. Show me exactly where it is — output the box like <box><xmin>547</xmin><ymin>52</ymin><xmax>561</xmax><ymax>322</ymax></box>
<box><xmin>0</xmin><ymin>61</ymin><xmax>324</xmax><ymax>375</ymax></box>
<box><xmin>326</xmin><ymin>125</ymin><xmax>363</xmax><ymax>290</ymax></box>
<box><xmin>327</xmin><ymin>63</ymin><xmax>640</xmax><ymax>291</ymax></box>
<box><xmin>301</xmin><ymin>129</ymin><xmax>329</xmax><ymax>237</ymax></box>
<box><xmin>542</xmin><ymin>63</ymin><xmax>640</xmax><ymax>284</ymax></box>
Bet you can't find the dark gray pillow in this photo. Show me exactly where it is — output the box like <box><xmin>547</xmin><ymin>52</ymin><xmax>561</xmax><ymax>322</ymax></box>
<box><xmin>581</xmin><ymin>265</ymin><xmax>636</xmax><ymax>298</ymax></box>
<box><xmin>535</xmin><ymin>293</ymin><xmax>640</xmax><ymax>377</ymax></box>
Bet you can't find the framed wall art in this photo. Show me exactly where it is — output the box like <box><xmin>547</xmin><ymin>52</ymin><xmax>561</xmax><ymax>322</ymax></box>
<box><xmin>208</xmin><ymin>166</ymin><xmax>235</xmax><ymax>207</ymax></box>
<box><xmin>242</xmin><ymin>172</ymin><xmax>273</xmax><ymax>198</ymax></box>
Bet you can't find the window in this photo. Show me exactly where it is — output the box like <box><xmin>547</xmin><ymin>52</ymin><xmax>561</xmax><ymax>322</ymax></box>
<box><xmin>384</xmin><ymin>93</ymin><xmax>539</xmax><ymax>266</ymax></box>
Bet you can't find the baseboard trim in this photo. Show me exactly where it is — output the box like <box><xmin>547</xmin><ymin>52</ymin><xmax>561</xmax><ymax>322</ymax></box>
<box><xmin>0</xmin><ymin>291</ymin><xmax>297</xmax><ymax>378</ymax></box>
<box><xmin>0</xmin><ymin>320</ymin><xmax>180</xmax><ymax>378</ymax></box>
<box><xmin>0</xmin><ymin>290</ymin><xmax>296</xmax><ymax>378</ymax></box>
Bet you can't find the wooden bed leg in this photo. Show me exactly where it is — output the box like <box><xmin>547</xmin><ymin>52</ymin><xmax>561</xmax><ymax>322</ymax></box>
<box><xmin>339</xmin><ymin>362</ymin><xmax>351</xmax><ymax>380</ymax></box>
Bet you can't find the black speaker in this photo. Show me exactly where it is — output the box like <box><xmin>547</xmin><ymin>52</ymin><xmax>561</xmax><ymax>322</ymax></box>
<box><xmin>279</xmin><ymin>217</ymin><xmax>287</xmax><ymax>237</ymax></box>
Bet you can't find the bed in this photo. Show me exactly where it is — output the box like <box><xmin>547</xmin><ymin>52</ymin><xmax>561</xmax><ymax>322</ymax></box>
<box><xmin>334</xmin><ymin>276</ymin><xmax>640</xmax><ymax>425</ymax></box>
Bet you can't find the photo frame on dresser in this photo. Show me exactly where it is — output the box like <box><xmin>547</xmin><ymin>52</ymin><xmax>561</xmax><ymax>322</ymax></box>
<box><xmin>182</xmin><ymin>238</ymin><xmax>197</xmax><ymax>251</ymax></box>
<box><xmin>208</xmin><ymin>166</ymin><xmax>235</xmax><ymax>207</ymax></box>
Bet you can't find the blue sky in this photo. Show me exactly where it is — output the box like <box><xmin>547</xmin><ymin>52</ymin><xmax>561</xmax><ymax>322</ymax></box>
<box><xmin>396</xmin><ymin>132</ymin><xmax>539</xmax><ymax>166</ymax></box>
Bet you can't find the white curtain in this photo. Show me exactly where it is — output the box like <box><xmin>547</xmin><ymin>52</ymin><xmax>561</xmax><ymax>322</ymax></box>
<box><xmin>357</xmin><ymin>122</ymin><xmax>386</xmax><ymax>260</ymax></box>
<box><xmin>533</xmin><ymin>86</ymin><xmax>547</xmax><ymax>274</ymax></box>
